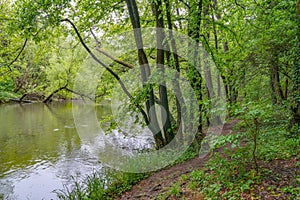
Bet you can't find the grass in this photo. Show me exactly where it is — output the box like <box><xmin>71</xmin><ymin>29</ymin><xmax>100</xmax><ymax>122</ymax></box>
<box><xmin>54</xmin><ymin>169</ymin><xmax>147</xmax><ymax>200</ymax></box>
<box><xmin>181</xmin><ymin>116</ymin><xmax>300</xmax><ymax>199</ymax></box>
<box><xmin>54</xmin><ymin>147</ymin><xmax>199</xmax><ymax>200</ymax></box>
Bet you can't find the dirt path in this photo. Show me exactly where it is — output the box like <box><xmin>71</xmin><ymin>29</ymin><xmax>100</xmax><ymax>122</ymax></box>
<box><xmin>118</xmin><ymin>120</ymin><xmax>239</xmax><ymax>200</ymax></box>
<box><xmin>119</xmin><ymin>156</ymin><xmax>209</xmax><ymax>199</ymax></box>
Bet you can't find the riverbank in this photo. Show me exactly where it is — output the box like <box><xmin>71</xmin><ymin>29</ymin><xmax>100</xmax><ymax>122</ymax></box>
<box><xmin>119</xmin><ymin>156</ymin><xmax>299</xmax><ymax>199</ymax></box>
<box><xmin>57</xmin><ymin>119</ymin><xmax>300</xmax><ymax>199</ymax></box>
<box><xmin>119</xmin><ymin>119</ymin><xmax>300</xmax><ymax>199</ymax></box>
<box><xmin>0</xmin><ymin>90</ymin><xmax>88</xmax><ymax>104</ymax></box>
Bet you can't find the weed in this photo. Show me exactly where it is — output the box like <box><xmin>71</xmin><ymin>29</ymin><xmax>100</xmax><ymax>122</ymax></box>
<box><xmin>169</xmin><ymin>182</ymin><xmax>181</xmax><ymax>197</ymax></box>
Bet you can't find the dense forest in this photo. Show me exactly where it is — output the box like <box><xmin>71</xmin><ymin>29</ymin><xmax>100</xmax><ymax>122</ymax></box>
<box><xmin>0</xmin><ymin>0</ymin><xmax>299</xmax><ymax>199</ymax></box>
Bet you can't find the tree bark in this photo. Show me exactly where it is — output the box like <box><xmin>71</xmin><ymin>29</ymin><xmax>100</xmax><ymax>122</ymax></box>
<box><xmin>288</xmin><ymin>0</ymin><xmax>300</xmax><ymax>133</ymax></box>
<box><xmin>125</xmin><ymin>0</ymin><xmax>165</xmax><ymax>148</ymax></box>
<box><xmin>165</xmin><ymin>0</ymin><xmax>185</xmax><ymax>141</ymax></box>
<box><xmin>152</xmin><ymin>0</ymin><xmax>174</xmax><ymax>144</ymax></box>
<box><xmin>187</xmin><ymin>0</ymin><xmax>204</xmax><ymax>146</ymax></box>
<box><xmin>270</xmin><ymin>64</ymin><xmax>284</xmax><ymax>104</ymax></box>
<box><xmin>43</xmin><ymin>84</ymin><xmax>68</xmax><ymax>103</ymax></box>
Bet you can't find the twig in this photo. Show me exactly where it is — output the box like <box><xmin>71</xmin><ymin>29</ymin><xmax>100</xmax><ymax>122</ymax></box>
<box><xmin>149</xmin><ymin>183</ymin><xmax>161</xmax><ymax>192</ymax></box>
<box><xmin>64</xmin><ymin>87</ymin><xmax>93</xmax><ymax>101</ymax></box>
<box><xmin>178</xmin><ymin>0</ymin><xmax>190</xmax><ymax>8</ymax></box>
<box><xmin>234</xmin><ymin>0</ymin><xmax>245</xmax><ymax>10</ymax></box>
<box><xmin>90</xmin><ymin>28</ymin><xmax>134</xmax><ymax>69</ymax></box>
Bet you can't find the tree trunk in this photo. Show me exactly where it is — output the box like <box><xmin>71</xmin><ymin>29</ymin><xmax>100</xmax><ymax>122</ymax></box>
<box><xmin>187</xmin><ymin>0</ymin><xmax>204</xmax><ymax>146</ymax></box>
<box><xmin>270</xmin><ymin>64</ymin><xmax>284</xmax><ymax>104</ymax></box>
<box><xmin>125</xmin><ymin>0</ymin><xmax>165</xmax><ymax>148</ymax></box>
<box><xmin>202</xmin><ymin>3</ymin><xmax>222</xmax><ymax>126</ymax></box>
<box><xmin>165</xmin><ymin>0</ymin><xmax>185</xmax><ymax>141</ymax></box>
<box><xmin>288</xmin><ymin>0</ymin><xmax>300</xmax><ymax>133</ymax></box>
<box><xmin>152</xmin><ymin>0</ymin><xmax>174</xmax><ymax>144</ymax></box>
<box><xmin>43</xmin><ymin>84</ymin><xmax>67</xmax><ymax>103</ymax></box>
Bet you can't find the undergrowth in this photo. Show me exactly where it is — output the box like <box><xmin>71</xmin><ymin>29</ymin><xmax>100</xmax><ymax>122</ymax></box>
<box><xmin>184</xmin><ymin>103</ymin><xmax>300</xmax><ymax>199</ymax></box>
<box><xmin>54</xmin><ymin>169</ymin><xmax>147</xmax><ymax>200</ymax></box>
<box><xmin>54</xmin><ymin>146</ymin><xmax>198</xmax><ymax>200</ymax></box>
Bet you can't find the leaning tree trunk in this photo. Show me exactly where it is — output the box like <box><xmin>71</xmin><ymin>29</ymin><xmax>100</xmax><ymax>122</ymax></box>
<box><xmin>43</xmin><ymin>84</ymin><xmax>67</xmax><ymax>104</ymax></box>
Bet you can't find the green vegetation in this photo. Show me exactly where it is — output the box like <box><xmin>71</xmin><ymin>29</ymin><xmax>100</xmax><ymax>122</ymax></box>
<box><xmin>187</xmin><ymin>130</ymin><xmax>299</xmax><ymax>199</ymax></box>
<box><xmin>54</xmin><ymin>147</ymin><xmax>199</xmax><ymax>200</ymax></box>
<box><xmin>54</xmin><ymin>104</ymin><xmax>300</xmax><ymax>199</ymax></box>
<box><xmin>55</xmin><ymin>170</ymin><xmax>147</xmax><ymax>200</ymax></box>
<box><xmin>157</xmin><ymin>105</ymin><xmax>300</xmax><ymax>199</ymax></box>
<box><xmin>1</xmin><ymin>0</ymin><xmax>299</xmax><ymax>141</ymax></box>
<box><xmin>0</xmin><ymin>0</ymin><xmax>299</xmax><ymax>199</ymax></box>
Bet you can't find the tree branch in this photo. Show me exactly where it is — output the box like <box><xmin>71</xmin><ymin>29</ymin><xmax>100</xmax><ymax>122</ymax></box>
<box><xmin>43</xmin><ymin>83</ymin><xmax>68</xmax><ymax>103</ymax></box>
<box><xmin>90</xmin><ymin>28</ymin><xmax>134</xmax><ymax>69</ymax></box>
<box><xmin>64</xmin><ymin>87</ymin><xmax>93</xmax><ymax>101</ymax></box>
<box><xmin>234</xmin><ymin>0</ymin><xmax>245</xmax><ymax>10</ymax></box>
<box><xmin>178</xmin><ymin>0</ymin><xmax>190</xmax><ymax>8</ymax></box>
<box><xmin>6</xmin><ymin>38</ymin><xmax>28</xmax><ymax>71</ymax></box>
<box><xmin>60</xmin><ymin>18</ymin><xmax>149</xmax><ymax>124</ymax></box>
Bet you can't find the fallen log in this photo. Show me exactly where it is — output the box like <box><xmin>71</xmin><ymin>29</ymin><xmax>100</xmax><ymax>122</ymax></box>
<box><xmin>9</xmin><ymin>98</ymin><xmax>32</xmax><ymax>103</ymax></box>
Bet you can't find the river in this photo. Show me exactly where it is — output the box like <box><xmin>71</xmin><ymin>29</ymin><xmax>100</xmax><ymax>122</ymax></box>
<box><xmin>0</xmin><ymin>102</ymin><xmax>114</xmax><ymax>199</ymax></box>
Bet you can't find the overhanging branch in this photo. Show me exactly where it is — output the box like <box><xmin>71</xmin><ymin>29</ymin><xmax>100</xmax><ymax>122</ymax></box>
<box><xmin>90</xmin><ymin>28</ymin><xmax>134</xmax><ymax>69</ymax></box>
<box><xmin>6</xmin><ymin>38</ymin><xmax>28</xmax><ymax>71</ymax></box>
<box><xmin>60</xmin><ymin>18</ymin><xmax>149</xmax><ymax>124</ymax></box>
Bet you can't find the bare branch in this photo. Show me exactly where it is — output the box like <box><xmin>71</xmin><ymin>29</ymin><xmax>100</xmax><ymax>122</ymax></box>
<box><xmin>90</xmin><ymin>28</ymin><xmax>134</xmax><ymax>69</ymax></box>
<box><xmin>64</xmin><ymin>87</ymin><xmax>93</xmax><ymax>101</ymax></box>
<box><xmin>90</xmin><ymin>28</ymin><xmax>101</xmax><ymax>48</ymax></box>
<box><xmin>95</xmin><ymin>49</ymin><xmax>134</xmax><ymax>69</ymax></box>
<box><xmin>43</xmin><ymin>84</ymin><xmax>68</xmax><ymax>103</ymax></box>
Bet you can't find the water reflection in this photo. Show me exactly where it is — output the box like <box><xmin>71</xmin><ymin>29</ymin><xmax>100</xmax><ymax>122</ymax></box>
<box><xmin>0</xmin><ymin>102</ymin><xmax>107</xmax><ymax>200</ymax></box>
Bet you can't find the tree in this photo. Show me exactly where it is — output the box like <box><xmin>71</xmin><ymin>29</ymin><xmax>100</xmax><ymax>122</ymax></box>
<box><xmin>289</xmin><ymin>0</ymin><xmax>300</xmax><ymax>133</ymax></box>
<box><xmin>2</xmin><ymin>0</ymin><xmax>298</xmax><ymax>147</ymax></box>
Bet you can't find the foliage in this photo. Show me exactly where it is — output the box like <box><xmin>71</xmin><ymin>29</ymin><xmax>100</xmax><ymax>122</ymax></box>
<box><xmin>0</xmin><ymin>91</ymin><xmax>19</xmax><ymax>103</ymax></box>
<box><xmin>55</xmin><ymin>146</ymin><xmax>199</xmax><ymax>199</ymax></box>
<box><xmin>184</xmin><ymin>112</ymin><xmax>300</xmax><ymax>199</ymax></box>
<box><xmin>1</xmin><ymin>0</ymin><xmax>300</xmax><ymax>198</ymax></box>
<box><xmin>55</xmin><ymin>169</ymin><xmax>148</xmax><ymax>200</ymax></box>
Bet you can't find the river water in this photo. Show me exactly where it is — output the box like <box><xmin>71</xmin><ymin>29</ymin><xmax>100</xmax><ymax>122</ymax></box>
<box><xmin>0</xmin><ymin>102</ymin><xmax>121</xmax><ymax>199</ymax></box>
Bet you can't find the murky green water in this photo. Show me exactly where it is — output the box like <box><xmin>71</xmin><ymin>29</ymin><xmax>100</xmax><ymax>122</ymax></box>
<box><xmin>0</xmin><ymin>102</ymin><xmax>111</xmax><ymax>199</ymax></box>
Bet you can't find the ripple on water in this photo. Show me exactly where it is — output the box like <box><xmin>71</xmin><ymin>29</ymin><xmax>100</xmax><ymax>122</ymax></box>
<box><xmin>0</xmin><ymin>155</ymin><xmax>103</xmax><ymax>200</ymax></box>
